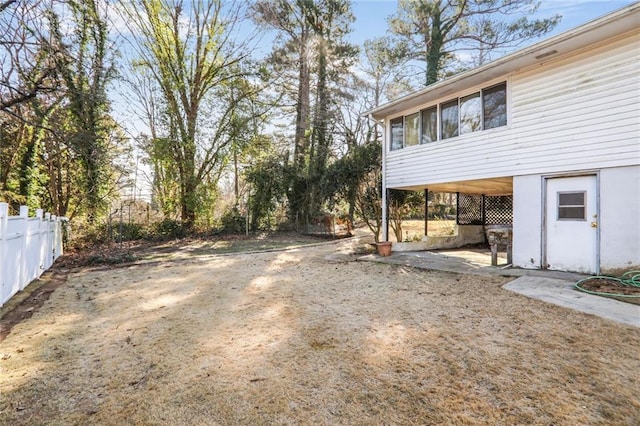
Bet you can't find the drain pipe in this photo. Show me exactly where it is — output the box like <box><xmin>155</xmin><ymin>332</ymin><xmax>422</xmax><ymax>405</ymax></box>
<box><xmin>368</xmin><ymin>114</ymin><xmax>388</xmax><ymax>242</ymax></box>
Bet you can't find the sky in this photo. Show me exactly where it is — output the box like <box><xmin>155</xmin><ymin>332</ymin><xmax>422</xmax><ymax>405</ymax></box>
<box><xmin>348</xmin><ymin>0</ymin><xmax>634</xmax><ymax>46</ymax></box>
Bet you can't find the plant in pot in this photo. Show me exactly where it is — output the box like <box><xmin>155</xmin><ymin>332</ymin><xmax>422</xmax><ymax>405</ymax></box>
<box><xmin>376</xmin><ymin>241</ymin><xmax>392</xmax><ymax>256</ymax></box>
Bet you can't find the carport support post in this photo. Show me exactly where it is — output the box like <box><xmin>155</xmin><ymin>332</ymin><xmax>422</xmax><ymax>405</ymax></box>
<box><xmin>383</xmin><ymin>188</ymin><xmax>389</xmax><ymax>242</ymax></box>
<box><xmin>481</xmin><ymin>195</ymin><xmax>486</xmax><ymax>225</ymax></box>
<box><xmin>0</xmin><ymin>203</ymin><xmax>7</xmax><ymax>306</ymax></box>
<box><xmin>424</xmin><ymin>189</ymin><xmax>429</xmax><ymax>237</ymax></box>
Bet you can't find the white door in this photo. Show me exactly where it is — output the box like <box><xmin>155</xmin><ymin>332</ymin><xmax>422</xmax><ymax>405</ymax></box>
<box><xmin>545</xmin><ymin>175</ymin><xmax>598</xmax><ymax>273</ymax></box>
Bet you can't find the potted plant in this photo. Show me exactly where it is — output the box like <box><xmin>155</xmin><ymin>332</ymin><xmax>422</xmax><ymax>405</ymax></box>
<box><xmin>376</xmin><ymin>241</ymin><xmax>392</xmax><ymax>256</ymax></box>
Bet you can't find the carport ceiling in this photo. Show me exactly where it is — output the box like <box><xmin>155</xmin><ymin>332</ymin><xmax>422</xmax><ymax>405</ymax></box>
<box><xmin>395</xmin><ymin>177</ymin><xmax>513</xmax><ymax>195</ymax></box>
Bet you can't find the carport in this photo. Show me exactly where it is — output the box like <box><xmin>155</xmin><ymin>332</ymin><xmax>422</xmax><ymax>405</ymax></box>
<box><xmin>383</xmin><ymin>177</ymin><xmax>514</xmax><ymax>265</ymax></box>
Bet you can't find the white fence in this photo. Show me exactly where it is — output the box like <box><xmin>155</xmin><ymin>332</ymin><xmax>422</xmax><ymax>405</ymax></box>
<box><xmin>0</xmin><ymin>203</ymin><xmax>66</xmax><ymax>307</ymax></box>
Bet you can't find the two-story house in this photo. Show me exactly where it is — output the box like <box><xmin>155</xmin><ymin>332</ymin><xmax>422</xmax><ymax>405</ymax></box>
<box><xmin>366</xmin><ymin>3</ymin><xmax>639</xmax><ymax>274</ymax></box>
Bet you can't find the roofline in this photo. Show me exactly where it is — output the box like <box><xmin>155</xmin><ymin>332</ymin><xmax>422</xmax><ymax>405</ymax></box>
<box><xmin>364</xmin><ymin>2</ymin><xmax>640</xmax><ymax>120</ymax></box>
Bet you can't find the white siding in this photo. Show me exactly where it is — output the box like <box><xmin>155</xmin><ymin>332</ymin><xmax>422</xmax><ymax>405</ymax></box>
<box><xmin>599</xmin><ymin>165</ymin><xmax>640</xmax><ymax>272</ymax></box>
<box><xmin>385</xmin><ymin>30</ymin><xmax>640</xmax><ymax>189</ymax></box>
<box><xmin>511</xmin><ymin>167</ymin><xmax>640</xmax><ymax>272</ymax></box>
<box><xmin>512</xmin><ymin>175</ymin><xmax>542</xmax><ymax>269</ymax></box>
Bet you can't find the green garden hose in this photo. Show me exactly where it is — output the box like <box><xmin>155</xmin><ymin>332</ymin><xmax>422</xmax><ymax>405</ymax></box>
<box><xmin>575</xmin><ymin>270</ymin><xmax>640</xmax><ymax>298</ymax></box>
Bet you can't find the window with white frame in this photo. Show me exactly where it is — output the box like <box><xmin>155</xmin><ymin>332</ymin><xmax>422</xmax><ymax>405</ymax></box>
<box><xmin>483</xmin><ymin>82</ymin><xmax>507</xmax><ymax>129</ymax></box>
<box><xmin>405</xmin><ymin>112</ymin><xmax>420</xmax><ymax>146</ymax></box>
<box><xmin>460</xmin><ymin>92</ymin><xmax>481</xmax><ymax>134</ymax></box>
<box><xmin>390</xmin><ymin>117</ymin><xmax>403</xmax><ymax>150</ymax></box>
<box><xmin>388</xmin><ymin>81</ymin><xmax>507</xmax><ymax>150</ymax></box>
<box><xmin>421</xmin><ymin>106</ymin><xmax>437</xmax><ymax>143</ymax></box>
<box><xmin>557</xmin><ymin>192</ymin><xmax>586</xmax><ymax>220</ymax></box>
<box><xmin>440</xmin><ymin>99</ymin><xmax>459</xmax><ymax>140</ymax></box>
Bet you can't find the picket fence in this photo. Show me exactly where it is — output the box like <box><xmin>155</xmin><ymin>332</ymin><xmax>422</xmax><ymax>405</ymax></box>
<box><xmin>0</xmin><ymin>203</ymin><xmax>66</xmax><ymax>307</ymax></box>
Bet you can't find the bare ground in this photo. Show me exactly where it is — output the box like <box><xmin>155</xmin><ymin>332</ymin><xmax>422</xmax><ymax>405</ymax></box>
<box><xmin>1</xmin><ymin>236</ymin><xmax>639</xmax><ymax>425</ymax></box>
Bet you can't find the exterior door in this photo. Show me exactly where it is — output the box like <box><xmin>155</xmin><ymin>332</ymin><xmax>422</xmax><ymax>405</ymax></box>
<box><xmin>545</xmin><ymin>175</ymin><xmax>598</xmax><ymax>273</ymax></box>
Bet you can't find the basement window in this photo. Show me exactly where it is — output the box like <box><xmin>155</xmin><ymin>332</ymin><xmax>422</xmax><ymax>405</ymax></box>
<box><xmin>557</xmin><ymin>192</ymin><xmax>586</xmax><ymax>220</ymax></box>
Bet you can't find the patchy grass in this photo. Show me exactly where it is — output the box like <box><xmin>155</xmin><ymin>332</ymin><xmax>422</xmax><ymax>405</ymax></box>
<box><xmin>56</xmin><ymin>232</ymin><xmax>334</xmax><ymax>269</ymax></box>
<box><xmin>1</xmin><ymin>237</ymin><xmax>639</xmax><ymax>424</ymax></box>
<box><xmin>396</xmin><ymin>219</ymin><xmax>457</xmax><ymax>242</ymax></box>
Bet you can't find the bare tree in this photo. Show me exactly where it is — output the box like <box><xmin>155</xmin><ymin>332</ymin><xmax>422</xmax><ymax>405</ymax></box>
<box><xmin>0</xmin><ymin>0</ymin><xmax>61</xmax><ymax>113</ymax></box>
<box><xmin>119</xmin><ymin>0</ymin><xmax>263</xmax><ymax>228</ymax></box>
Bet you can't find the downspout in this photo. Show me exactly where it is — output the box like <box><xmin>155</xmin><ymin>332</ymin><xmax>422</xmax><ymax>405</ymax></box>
<box><xmin>368</xmin><ymin>114</ymin><xmax>388</xmax><ymax>242</ymax></box>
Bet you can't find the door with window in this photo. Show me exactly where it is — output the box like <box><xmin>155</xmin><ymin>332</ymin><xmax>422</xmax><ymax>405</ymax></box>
<box><xmin>545</xmin><ymin>175</ymin><xmax>598</xmax><ymax>273</ymax></box>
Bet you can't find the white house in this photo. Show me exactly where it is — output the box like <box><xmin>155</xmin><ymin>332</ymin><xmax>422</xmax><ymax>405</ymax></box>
<box><xmin>366</xmin><ymin>3</ymin><xmax>640</xmax><ymax>274</ymax></box>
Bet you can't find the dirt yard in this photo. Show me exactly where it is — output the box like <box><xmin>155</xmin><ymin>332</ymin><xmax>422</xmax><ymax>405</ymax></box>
<box><xmin>1</xmin><ymin>236</ymin><xmax>639</xmax><ymax>424</ymax></box>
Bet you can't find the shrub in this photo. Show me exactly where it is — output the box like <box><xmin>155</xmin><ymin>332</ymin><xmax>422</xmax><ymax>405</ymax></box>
<box><xmin>153</xmin><ymin>219</ymin><xmax>186</xmax><ymax>240</ymax></box>
<box><xmin>220</xmin><ymin>206</ymin><xmax>246</xmax><ymax>234</ymax></box>
<box><xmin>116</xmin><ymin>222</ymin><xmax>146</xmax><ymax>241</ymax></box>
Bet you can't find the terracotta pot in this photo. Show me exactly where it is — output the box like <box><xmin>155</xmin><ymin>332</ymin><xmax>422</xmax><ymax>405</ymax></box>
<box><xmin>376</xmin><ymin>241</ymin><xmax>392</xmax><ymax>257</ymax></box>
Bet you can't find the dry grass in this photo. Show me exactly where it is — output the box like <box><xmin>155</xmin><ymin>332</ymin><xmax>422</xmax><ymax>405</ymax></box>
<box><xmin>1</xmin><ymin>237</ymin><xmax>639</xmax><ymax>425</ymax></box>
<box><xmin>394</xmin><ymin>219</ymin><xmax>456</xmax><ymax>242</ymax></box>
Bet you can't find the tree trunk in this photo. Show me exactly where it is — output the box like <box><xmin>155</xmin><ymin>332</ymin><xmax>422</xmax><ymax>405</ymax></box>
<box><xmin>294</xmin><ymin>28</ymin><xmax>310</xmax><ymax>170</ymax></box>
<box><xmin>426</xmin><ymin>9</ymin><xmax>443</xmax><ymax>86</ymax></box>
<box><xmin>308</xmin><ymin>39</ymin><xmax>329</xmax><ymax>216</ymax></box>
<box><xmin>181</xmin><ymin>177</ymin><xmax>197</xmax><ymax>229</ymax></box>
<box><xmin>289</xmin><ymin>28</ymin><xmax>312</xmax><ymax>220</ymax></box>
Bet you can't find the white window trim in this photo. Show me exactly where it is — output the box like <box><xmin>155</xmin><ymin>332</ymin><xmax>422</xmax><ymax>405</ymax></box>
<box><xmin>386</xmin><ymin>75</ymin><xmax>512</xmax><ymax>152</ymax></box>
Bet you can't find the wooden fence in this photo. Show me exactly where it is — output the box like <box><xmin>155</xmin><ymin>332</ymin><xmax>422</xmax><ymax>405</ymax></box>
<box><xmin>0</xmin><ymin>203</ymin><xmax>66</xmax><ymax>307</ymax></box>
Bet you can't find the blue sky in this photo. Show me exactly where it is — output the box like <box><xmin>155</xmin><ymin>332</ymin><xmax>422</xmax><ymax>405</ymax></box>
<box><xmin>349</xmin><ymin>0</ymin><xmax>635</xmax><ymax>46</ymax></box>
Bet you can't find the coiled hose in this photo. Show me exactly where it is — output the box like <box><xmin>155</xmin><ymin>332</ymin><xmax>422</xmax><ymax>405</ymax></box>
<box><xmin>575</xmin><ymin>270</ymin><xmax>640</xmax><ymax>298</ymax></box>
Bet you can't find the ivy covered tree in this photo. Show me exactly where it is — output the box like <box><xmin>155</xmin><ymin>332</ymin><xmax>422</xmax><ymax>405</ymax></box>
<box><xmin>388</xmin><ymin>0</ymin><xmax>561</xmax><ymax>85</ymax></box>
<box><xmin>50</xmin><ymin>0</ymin><xmax>116</xmax><ymax>220</ymax></box>
<box><xmin>1</xmin><ymin>0</ymin><xmax>123</xmax><ymax>222</ymax></box>
<box><xmin>251</xmin><ymin>0</ymin><xmax>358</xmax><ymax>222</ymax></box>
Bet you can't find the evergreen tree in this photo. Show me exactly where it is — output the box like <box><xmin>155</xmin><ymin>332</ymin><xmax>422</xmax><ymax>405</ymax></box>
<box><xmin>251</xmin><ymin>0</ymin><xmax>358</xmax><ymax>221</ymax></box>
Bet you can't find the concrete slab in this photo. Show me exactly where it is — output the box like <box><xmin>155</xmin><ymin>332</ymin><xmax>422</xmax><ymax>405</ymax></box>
<box><xmin>359</xmin><ymin>250</ymin><xmax>586</xmax><ymax>281</ymax></box>
<box><xmin>504</xmin><ymin>276</ymin><xmax>640</xmax><ymax>328</ymax></box>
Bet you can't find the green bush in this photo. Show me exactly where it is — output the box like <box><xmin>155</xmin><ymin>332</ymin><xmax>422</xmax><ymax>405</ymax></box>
<box><xmin>116</xmin><ymin>222</ymin><xmax>146</xmax><ymax>241</ymax></box>
<box><xmin>220</xmin><ymin>206</ymin><xmax>246</xmax><ymax>234</ymax></box>
<box><xmin>153</xmin><ymin>219</ymin><xmax>186</xmax><ymax>240</ymax></box>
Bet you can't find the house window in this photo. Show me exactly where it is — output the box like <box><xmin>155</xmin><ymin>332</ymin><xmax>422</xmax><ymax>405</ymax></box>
<box><xmin>440</xmin><ymin>99</ymin><xmax>459</xmax><ymax>140</ymax></box>
<box><xmin>421</xmin><ymin>106</ymin><xmax>437</xmax><ymax>143</ymax></box>
<box><xmin>388</xmin><ymin>81</ymin><xmax>507</xmax><ymax>151</ymax></box>
<box><xmin>557</xmin><ymin>192</ymin><xmax>586</xmax><ymax>220</ymax></box>
<box><xmin>460</xmin><ymin>92</ymin><xmax>481</xmax><ymax>134</ymax></box>
<box><xmin>405</xmin><ymin>112</ymin><xmax>420</xmax><ymax>146</ymax></box>
<box><xmin>483</xmin><ymin>82</ymin><xmax>507</xmax><ymax>129</ymax></box>
<box><xmin>390</xmin><ymin>117</ymin><xmax>404</xmax><ymax>150</ymax></box>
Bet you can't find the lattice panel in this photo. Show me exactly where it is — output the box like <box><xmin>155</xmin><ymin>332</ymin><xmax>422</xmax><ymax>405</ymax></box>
<box><xmin>484</xmin><ymin>195</ymin><xmax>513</xmax><ymax>225</ymax></box>
<box><xmin>456</xmin><ymin>194</ymin><xmax>483</xmax><ymax>225</ymax></box>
